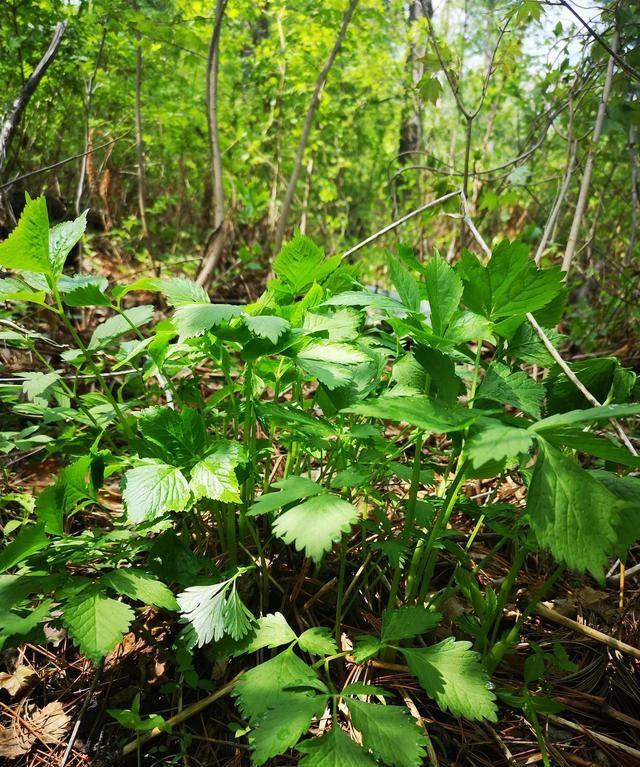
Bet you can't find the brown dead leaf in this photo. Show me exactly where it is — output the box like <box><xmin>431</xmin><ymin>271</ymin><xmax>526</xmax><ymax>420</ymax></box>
<box><xmin>0</xmin><ymin>666</ymin><xmax>38</xmax><ymax>697</ymax></box>
<box><xmin>0</xmin><ymin>722</ymin><xmax>34</xmax><ymax>759</ymax></box>
<box><xmin>30</xmin><ymin>701</ymin><xmax>70</xmax><ymax>744</ymax></box>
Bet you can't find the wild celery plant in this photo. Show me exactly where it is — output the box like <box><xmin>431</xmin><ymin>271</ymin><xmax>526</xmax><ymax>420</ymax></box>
<box><xmin>1</xmin><ymin>196</ymin><xmax>640</xmax><ymax>765</ymax></box>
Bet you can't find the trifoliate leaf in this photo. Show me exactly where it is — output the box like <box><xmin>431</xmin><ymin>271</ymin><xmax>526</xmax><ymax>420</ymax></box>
<box><xmin>242</xmin><ymin>612</ymin><xmax>297</xmax><ymax>654</ymax></box>
<box><xmin>48</xmin><ymin>211</ymin><xmax>88</xmax><ymax>276</ymax></box>
<box><xmin>346</xmin><ymin>699</ymin><xmax>427</xmax><ymax>767</ymax></box>
<box><xmin>173</xmin><ymin>303</ymin><xmax>244</xmax><ymax>339</ymax></box>
<box><xmin>176</xmin><ymin>582</ymin><xmax>228</xmax><ymax>646</ymax></box>
<box><xmin>88</xmin><ymin>306</ymin><xmax>154</xmax><ymax>350</ymax></box>
<box><xmin>250</xmin><ymin>695</ymin><xmax>326</xmax><ymax>766</ymax></box>
<box><xmin>243</xmin><ymin>315</ymin><xmax>290</xmax><ymax>344</ymax></box>
<box><xmin>402</xmin><ymin>639</ymin><xmax>497</xmax><ymax>721</ymax></box>
<box><xmin>273</xmin><ymin>233</ymin><xmax>340</xmax><ymax>294</ymax></box>
<box><xmin>476</xmin><ymin>363</ymin><xmax>544</xmax><ymax>418</ymax></box>
<box><xmin>381</xmin><ymin>606</ymin><xmax>442</xmax><ymax>644</ymax></box>
<box><xmin>423</xmin><ymin>254</ymin><xmax>463</xmax><ymax>336</ymax></box>
<box><xmin>100</xmin><ymin>569</ymin><xmax>178</xmax><ymax>610</ymax></box>
<box><xmin>62</xmin><ymin>590</ymin><xmax>134</xmax><ymax>664</ymax></box>
<box><xmin>190</xmin><ymin>442</ymin><xmax>243</xmax><ymax>503</ymax></box>
<box><xmin>298</xmin><ymin>627</ymin><xmax>337</xmax><ymax>656</ymax></box>
<box><xmin>297</xmin><ymin>726</ymin><xmax>378</xmax><ymax>767</ymax></box>
<box><xmin>233</xmin><ymin>649</ymin><xmax>323</xmax><ymax>723</ymax></box>
<box><xmin>272</xmin><ymin>493</ymin><xmax>359</xmax><ymax>562</ymax></box>
<box><xmin>121</xmin><ymin>461</ymin><xmax>190</xmax><ymax>524</ymax></box>
<box><xmin>527</xmin><ymin>439</ymin><xmax>621</xmax><ymax>581</ymax></box>
<box><xmin>348</xmin><ymin>395</ymin><xmax>480</xmax><ymax>433</ymax></box>
<box><xmin>466</xmin><ymin>421</ymin><xmax>533</xmax><ymax>469</ymax></box>
<box><xmin>223</xmin><ymin>587</ymin><xmax>255</xmax><ymax>641</ymax></box>
<box><xmin>0</xmin><ymin>195</ymin><xmax>50</xmax><ymax>275</ymax></box>
<box><xmin>249</xmin><ymin>476</ymin><xmax>325</xmax><ymax>516</ymax></box>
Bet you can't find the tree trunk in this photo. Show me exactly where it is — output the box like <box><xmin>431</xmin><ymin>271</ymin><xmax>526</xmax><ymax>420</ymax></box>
<box><xmin>196</xmin><ymin>0</ymin><xmax>229</xmax><ymax>289</ymax></box>
<box><xmin>0</xmin><ymin>21</ymin><xmax>67</xmax><ymax>225</ymax></box>
<box><xmin>273</xmin><ymin>0</ymin><xmax>359</xmax><ymax>256</ymax></box>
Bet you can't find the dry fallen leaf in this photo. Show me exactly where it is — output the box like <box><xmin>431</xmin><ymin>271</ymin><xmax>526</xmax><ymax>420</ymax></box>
<box><xmin>0</xmin><ymin>722</ymin><xmax>34</xmax><ymax>759</ymax></box>
<box><xmin>0</xmin><ymin>701</ymin><xmax>70</xmax><ymax>759</ymax></box>
<box><xmin>30</xmin><ymin>701</ymin><xmax>70</xmax><ymax>744</ymax></box>
<box><xmin>0</xmin><ymin>666</ymin><xmax>38</xmax><ymax>697</ymax></box>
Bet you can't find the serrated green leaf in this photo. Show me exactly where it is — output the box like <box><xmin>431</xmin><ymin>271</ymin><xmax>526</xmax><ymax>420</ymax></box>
<box><xmin>100</xmin><ymin>569</ymin><xmax>178</xmax><ymax>610</ymax></box>
<box><xmin>0</xmin><ymin>524</ymin><xmax>48</xmax><ymax>573</ymax></box>
<box><xmin>349</xmin><ymin>395</ymin><xmax>481</xmax><ymax>433</ymax></box>
<box><xmin>381</xmin><ymin>606</ymin><xmax>442</xmax><ymax>643</ymax></box>
<box><xmin>527</xmin><ymin>439</ymin><xmax>622</xmax><ymax>581</ymax></box>
<box><xmin>233</xmin><ymin>649</ymin><xmax>322</xmax><ymax>723</ymax></box>
<box><xmin>346</xmin><ymin>699</ymin><xmax>427</xmax><ymax>767</ymax></box>
<box><xmin>0</xmin><ymin>195</ymin><xmax>50</xmax><ymax>275</ymax></box>
<box><xmin>297</xmin><ymin>342</ymin><xmax>370</xmax><ymax>390</ymax></box>
<box><xmin>88</xmin><ymin>306</ymin><xmax>154</xmax><ymax>350</ymax></box>
<box><xmin>543</xmin><ymin>428</ymin><xmax>640</xmax><ymax>468</ymax></box>
<box><xmin>352</xmin><ymin>635</ymin><xmax>384</xmax><ymax>663</ymax></box>
<box><xmin>322</xmin><ymin>290</ymin><xmax>406</xmax><ymax>312</ymax></box>
<box><xmin>137</xmin><ymin>406</ymin><xmax>207</xmax><ymax>464</ymax></box>
<box><xmin>19</xmin><ymin>371</ymin><xmax>61</xmax><ymax>402</ymax></box>
<box><xmin>273</xmin><ymin>233</ymin><xmax>340</xmax><ymax>294</ymax></box>
<box><xmin>250</xmin><ymin>695</ymin><xmax>326</xmax><ymax>766</ymax></box>
<box><xmin>151</xmin><ymin>277</ymin><xmax>210</xmax><ymax>305</ymax></box>
<box><xmin>402</xmin><ymin>639</ymin><xmax>497</xmax><ymax>721</ymax></box>
<box><xmin>59</xmin><ymin>275</ymin><xmax>110</xmax><ymax>307</ymax></box>
<box><xmin>272</xmin><ymin>493</ymin><xmax>359</xmax><ymax>562</ymax></box>
<box><xmin>303</xmin><ymin>308</ymin><xmax>361</xmax><ymax>342</ymax></box>
<box><xmin>242</xmin><ymin>612</ymin><xmax>297</xmax><ymax>654</ymax></box>
<box><xmin>531</xmin><ymin>403</ymin><xmax>640</xmax><ymax>433</ymax></box>
<box><xmin>389</xmin><ymin>257</ymin><xmax>421</xmax><ymax>312</ymax></box>
<box><xmin>249</xmin><ymin>476</ymin><xmax>325</xmax><ymax>516</ymax></box>
<box><xmin>190</xmin><ymin>441</ymin><xmax>242</xmax><ymax>503</ymax></box>
<box><xmin>122</xmin><ymin>461</ymin><xmax>190</xmax><ymax>524</ymax></box>
<box><xmin>244</xmin><ymin>315</ymin><xmax>290</xmax><ymax>343</ymax></box>
<box><xmin>298</xmin><ymin>627</ymin><xmax>337</xmax><ymax>656</ymax></box>
<box><xmin>297</xmin><ymin>726</ymin><xmax>378</xmax><ymax>767</ymax></box>
<box><xmin>49</xmin><ymin>210</ymin><xmax>87</xmax><ymax>275</ymax></box>
<box><xmin>177</xmin><ymin>581</ymin><xmax>228</xmax><ymax>646</ymax></box>
<box><xmin>62</xmin><ymin>590</ymin><xmax>134</xmax><ymax>664</ymax></box>
<box><xmin>173</xmin><ymin>303</ymin><xmax>244</xmax><ymax>339</ymax></box>
<box><xmin>423</xmin><ymin>254</ymin><xmax>463</xmax><ymax>336</ymax></box>
<box><xmin>223</xmin><ymin>587</ymin><xmax>255</xmax><ymax>640</ymax></box>
<box><xmin>466</xmin><ymin>421</ymin><xmax>534</xmax><ymax>469</ymax></box>
<box><xmin>477</xmin><ymin>363</ymin><xmax>544</xmax><ymax>418</ymax></box>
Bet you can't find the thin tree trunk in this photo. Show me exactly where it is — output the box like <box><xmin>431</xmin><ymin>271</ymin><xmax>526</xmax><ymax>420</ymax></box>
<box><xmin>133</xmin><ymin>11</ymin><xmax>149</xmax><ymax>243</ymax></box>
<box><xmin>562</xmin><ymin>33</ymin><xmax>618</xmax><ymax>275</ymax></box>
<box><xmin>73</xmin><ymin>24</ymin><xmax>107</xmax><ymax>272</ymax></box>
<box><xmin>273</xmin><ymin>0</ymin><xmax>359</xmax><ymax>255</ymax></box>
<box><xmin>534</xmin><ymin>139</ymin><xmax>577</xmax><ymax>264</ymax></box>
<box><xmin>0</xmin><ymin>21</ymin><xmax>66</xmax><ymax>226</ymax></box>
<box><xmin>196</xmin><ymin>0</ymin><xmax>229</xmax><ymax>289</ymax></box>
<box><xmin>299</xmin><ymin>155</ymin><xmax>314</xmax><ymax>235</ymax></box>
<box><xmin>626</xmin><ymin>125</ymin><xmax>639</xmax><ymax>266</ymax></box>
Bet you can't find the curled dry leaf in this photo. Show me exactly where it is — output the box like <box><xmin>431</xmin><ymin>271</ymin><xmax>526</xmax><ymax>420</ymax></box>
<box><xmin>0</xmin><ymin>701</ymin><xmax>70</xmax><ymax>759</ymax></box>
<box><xmin>0</xmin><ymin>666</ymin><xmax>38</xmax><ymax>697</ymax></box>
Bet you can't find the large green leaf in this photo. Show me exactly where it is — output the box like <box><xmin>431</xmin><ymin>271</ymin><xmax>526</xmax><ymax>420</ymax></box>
<box><xmin>476</xmin><ymin>363</ymin><xmax>544</xmax><ymax>418</ymax></box>
<box><xmin>241</xmin><ymin>612</ymin><xmax>297</xmax><ymax>654</ymax></box>
<box><xmin>137</xmin><ymin>406</ymin><xmax>207</xmax><ymax>464</ymax></box>
<box><xmin>349</xmin><ymin>395</ymin><xmax>481</xmax><ymax>433</ymax></box>
<box><xmin>59</xmin><ymin>275</ymin><xmax>111</xmax><ymax>307</ymax></box>
<box><xmin>121</xmin><ymin>461</ymin><xmax>190</xmax><ymax>524</ymax></box>
<box><xmin>296</xmin><ymin>342</ymin><xmax>370</xmax><ymax>390</ymax></box>
<box><xmin>249</xmin><ymin>476</ymin><xmax>325</xmax><ymax>516</ymax></box>
<box><xmin>423</xmin><ymin>254</ymin><xmax>463</xmax><ymax>336</ymax></box>
<box><xmin>389</xmin><ymin>257</ymin><xmax>421</xmax><ymax>312</ymax></box>
<box><xmin>297</xmin><ymin>727</ymin><xmax>378</xmax><ymax>767</ymax></box>
<box><xmin>48</xmin><ymin>210</ymin><xmax>88</xmax><ymax>276</ymax></box>
<box><xmin>177</xmin><ymin>582</ymin><xmax>227</xmax><ymax>645</ymax></box>
<box><xmin>190</xmin><ymin>442</ymin><xmax>243</xmax><ymax>503</ymax></box>
<box><xmin>346</xmin><ymin>699</ymin><xmax>427</xmax><ymax>767</ymax></box>
<box><xmin>0</xmin><ymin>524</ymin><xmax>48</xmax><ymax>573</ymax></box>
<box><xmin>243</xmin><ymin>314</ymin><xmax>290</xmax><ymax>344</ymax></box>
<box><xmin>62</xmin><ymin>590</ymin><xmax>135</xmax><ymax>664</ymax></box>
<box><xmin>527</xmin><ymin>440</ymin><xmax>625</xmax><ymax>581</ymax></box>
<box><xmin>273</xmin><ymin>233</ymin><xmax>340</xmax><ymax>294</ymax></box>
<box><xmin>466</xmin><ymin>421</ymin><xmax>533</xmax><ymax>469</ymax></box>
<box><xmin>100</xmin><ymin>568</ymin><xmax>178</xmax><ymax>610</ymax></box>
<box><xmin>0</xmin><ymin>195</ymin><xmax>51</xmax><ymax>275</ymax></box>
<box><xmin>250</xmin><ymin>695</ymin><xmax>326</xmax><ymax>766</ymax></box>
<box><xmin>381</xmin><ymin>606</ymin><xmax>442</xmax><ymax>643</ymax></box>
<box><xmin>233</xmin><ymin>649</ymin><xmax>324</xmax><ymax>723</ymax></box>
<box><xmin>173</xmin><ymin>303</ymin><xmax>244</xmax><ymax>339</ymax></box>
<box><xmin>403</xmin><ymin>640</ymin><xmax>497</xmax><ymax>721</ymax></box>
<box><xmin>531</xmin><ymin>403</ymin><xmax>640</xmax><ymax>433</ymax></box>
<box><xmin>88</xmin><ymin>306</ymin><xmax>154</xmax><ymax>350</ymax></box>
<box><xmin>272</xmin><ymin>493</ymin><xmax>359</xmax><ymax>562</ymax></box>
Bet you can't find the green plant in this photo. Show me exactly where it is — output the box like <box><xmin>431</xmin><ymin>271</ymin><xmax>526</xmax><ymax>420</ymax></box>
<box><xmin>1</xmin><ymin>196</ymin><xmax>639</xmax><ymax>764</ymax></box>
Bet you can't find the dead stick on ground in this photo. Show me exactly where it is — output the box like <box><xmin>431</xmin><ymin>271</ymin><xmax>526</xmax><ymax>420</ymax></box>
<box><xmin>120</xmin><ymin>674</ymin><xmax>241</xmax><ymax>757</ymax></box>
<box><xmin>543</xmin><ymin>713</ymin><xmax>640</xmax><ymax>760</ymax></box>
<box><xmin>533</xmin><ymin>603</ymin><xmax>640</xmax><ymax>661</ymax></box>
